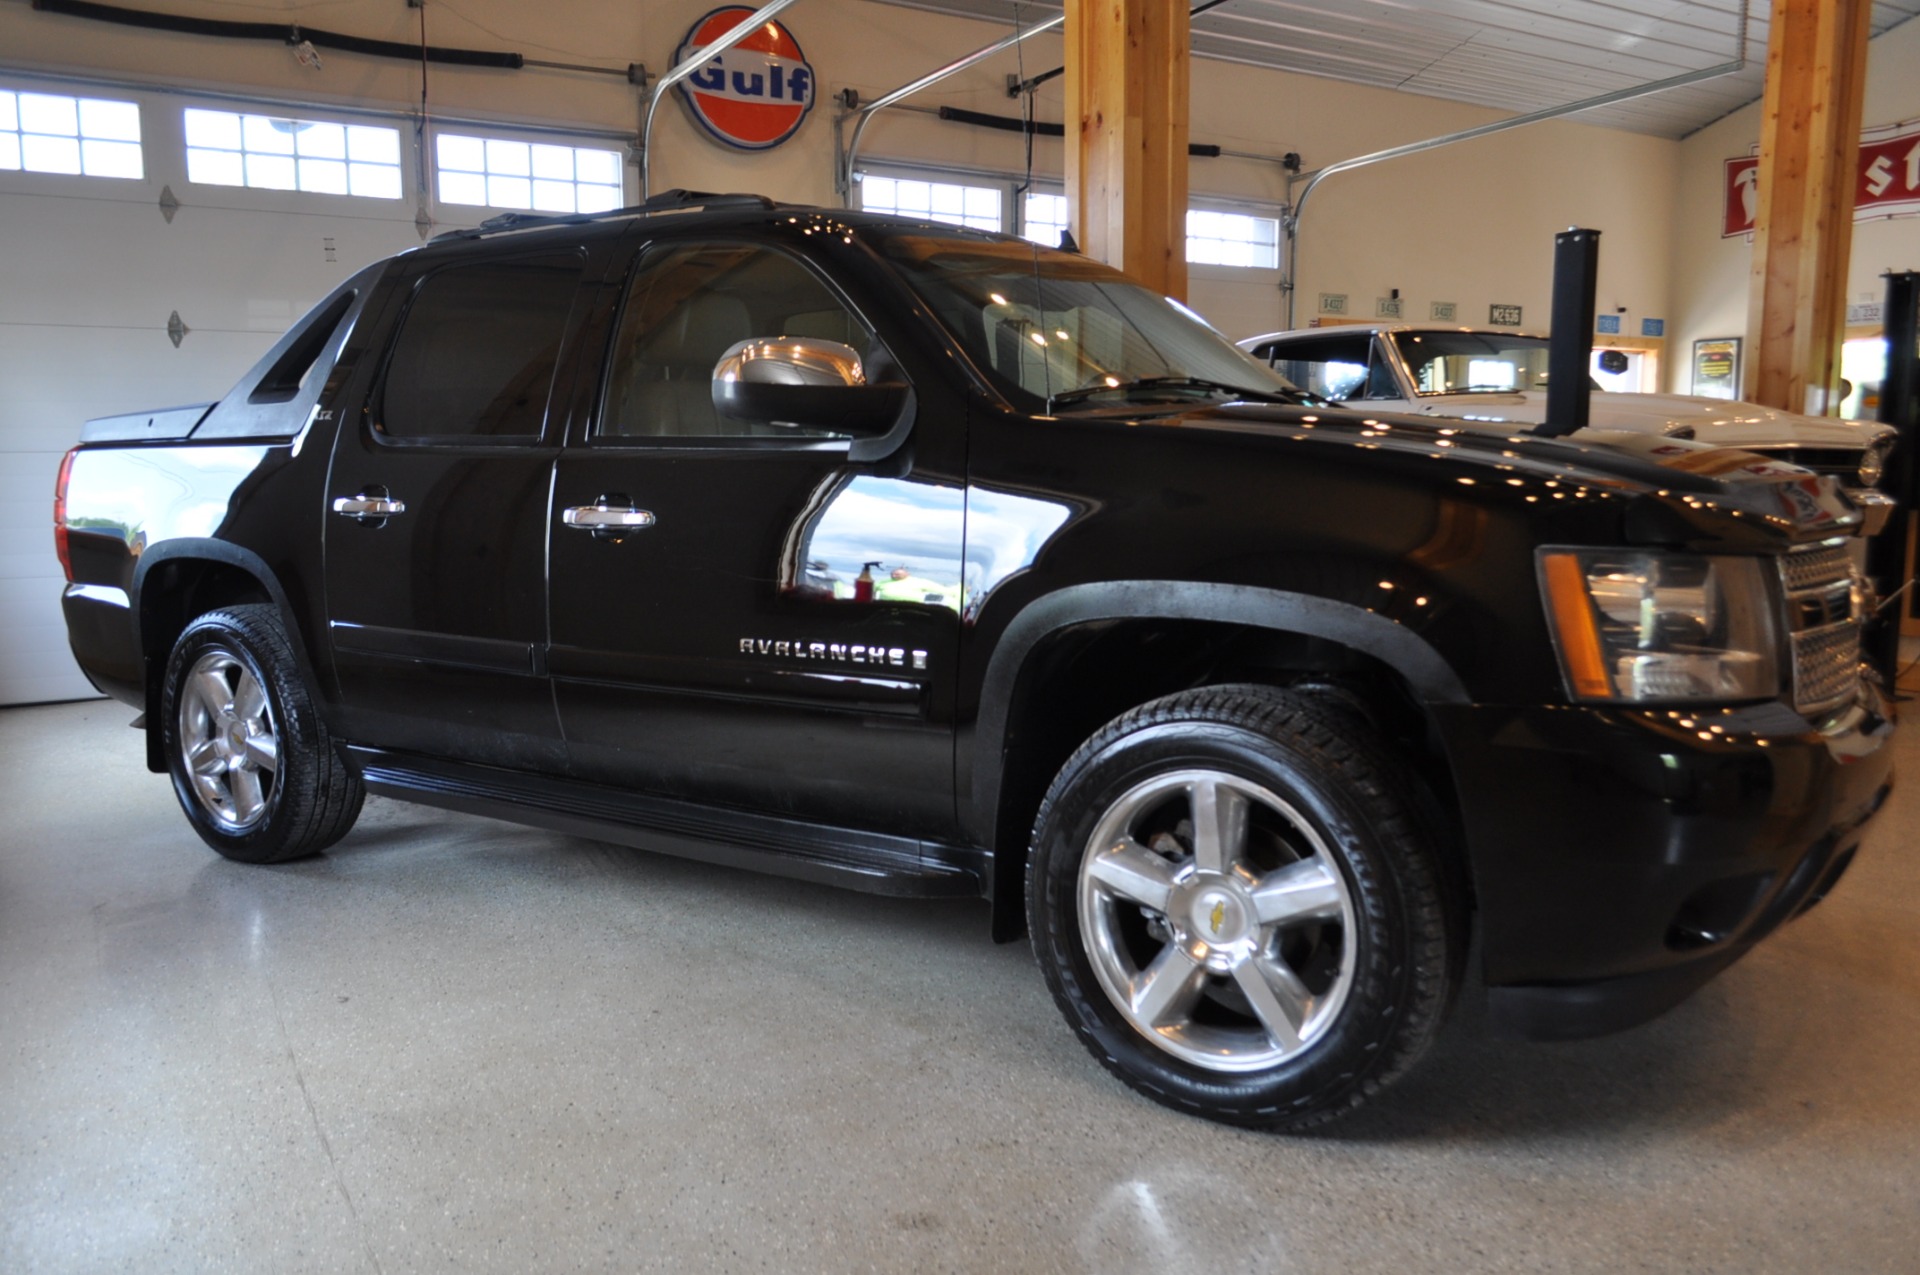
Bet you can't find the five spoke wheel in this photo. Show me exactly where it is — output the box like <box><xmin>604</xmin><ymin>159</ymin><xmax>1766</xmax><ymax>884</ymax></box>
<box><xmin>1078</xmin><ymin>769</ymin><xmax>1356</xmax><ymax>1072</ymax></box>
<box><xmin>178</xmin><ymin>649</ymin><xmax>280</xmax><ymax>830</ymax></box>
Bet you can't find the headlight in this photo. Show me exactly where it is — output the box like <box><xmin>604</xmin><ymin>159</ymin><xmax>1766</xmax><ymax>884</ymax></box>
<box><xmin>1538</xmin><ymin>549</ymin><xmax>1780</xmax><ymax>702</ymax></box>
<box><xmin>1858</xmin><ymin>439</ymin><xmax>1892</xmax><ymax>488</ymax></box>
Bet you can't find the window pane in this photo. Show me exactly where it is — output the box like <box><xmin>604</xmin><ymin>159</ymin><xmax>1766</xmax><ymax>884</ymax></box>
<box><xmin>246</xmin><ymin>152</ymin><xmax>297</xmax><ymax>190</ymax></box>
<box><xmin>0</xmin><ymin>133</ymin><xmax>20</xmax><ymax>171</ymax></box>
<box><xmin>603</xmin><ymin>244</ymin><xmax>873</xmax><ymax>440</ymax></box>
<box><xmin>964</xmin><ymin>187</ymin><xmax>1000</xmax><ymax>220</ymax></box>
<box><xmin>484</xmin><ymin>138</ymin><xmax>530</xmax><ymax>176</ymax></box>
<box><xmin>531</xmin><ymin>179</ymin><xmax>576</xmax><ymax>213</ymax></box>
<box><xmin>574</xmin><ymin>147</ymin><xmax>620</xmax><ymax>185</ymax></box>
<box><xmin>241</xmin><ymin>115</ymin><xmax>297</xmax><ymax>155</ymax></box>
<box><xmin>437</xmin><ymin>133</ymin><xmax>485</xmax><ymax>172</ymax></box>
<box><xmin>79</xmin><ymin>98</ymin><xmax>140</xmax><ymax>142</ymax></box>
<box><xmin>187</xmin><ymin>111</ymin><xmax>238</xmax><ymax>154</ymax></box>
<box><xmin>382</xmin><ymin>256</ymin><xmax>580</xmax><ymax>440</ymax></box>
<box><xmin>187</xmin><ymin>147</ymin><xmax>243</xmax><ymax>186</ymax></box>
<box><xmin>486</xmin><ymin>174</ymin><xmax>531</xmax><ymax>209</ymax></box>
<box><xmin>576</xmin><ymin>183</ymin><xmax>620</xmax><ymax>214</ymax></box>
<box><xmin>347</xmin><ymin>125</ymin><xmax>398</xmax><ymax>165</ymax></box>
<box><xmin>295</xmin><ymin>121</ymin><xmax>346</xmax><ymax>159</ymax></box>
<box><xmin>439</xmin><ymin>170</ymin><xmax>487</xmax><ymax>206</ymax></box>
<box><xmin>299</xmin><ymin>157</ymin><xmax>348</xmax><ymax>195</ymax></box>
<box><xmin>0</xmin><ymin>91</ymin><xmax>16</xmax><ymax>134</ymax></box>
<box><xmin>20</xmin><ymin>93</ymin><xmax>78</xmax><ymax>136</ymax></box>
<box><xmin>350</xmin><ymin>163</ymin><xmax>401</xmax><ymax>200</ymax></box>
<box><xmin>530</xmin><ymin>143</ymin><xmax>574</xmax><ymax>180</ymax></box>
<box><xmin>22</xmin><ymin>134</ymin><xmax>81</xmax><ymax>174</ymax></box>
<box><xmin>81</xmin><ymin>138</ymin><xmax>142</xmax><ymax>179</ymax></box>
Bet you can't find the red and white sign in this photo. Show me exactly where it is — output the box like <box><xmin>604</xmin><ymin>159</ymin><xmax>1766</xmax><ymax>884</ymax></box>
<box><xmin>674</xmin><ymin>7</ymin><xmax>815</xmax><ymax>151</ymax></box>
<box><xmin>1723</xmin><ymin>118</ymin><xmax>1920</xmax><ymax>238</ymax></box>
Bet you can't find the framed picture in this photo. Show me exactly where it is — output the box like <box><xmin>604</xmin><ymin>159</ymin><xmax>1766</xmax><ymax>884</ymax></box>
<box><xmin>1692</xmin><ymin>337</ymin><xmax>1740</xmax><ymax>399</ymax></box>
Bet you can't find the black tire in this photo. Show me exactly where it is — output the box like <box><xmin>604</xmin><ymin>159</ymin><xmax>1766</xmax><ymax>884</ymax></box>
<box><xmin>160</xmin><ymin>604</ymin><xmax>364</xmax><ymax>864</ymax></box>
<box><xmin>1027</xmin><ymin>684</ymin><xmax>1458</xmax><ymax>1130</ymax></box>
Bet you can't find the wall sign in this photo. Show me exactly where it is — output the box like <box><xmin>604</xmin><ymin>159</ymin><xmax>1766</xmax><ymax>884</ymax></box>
<box><xmin>1430</xmin><ymin>301</ymin><xmax>1456</xmax><ymax>322</ymax></box>
<box><xmin>1723</xmin><ymin>117</ymin><xmax>1920</xmax><ymax>238</ymax></box>
<box><xmin>674</xmin><ymin>7</ymin><xmax>815</xmax><ymax>152</ymax></box>
<box><xmin>1318</xmin><ymin>293</ymin><xmax>1348</xmax><ymax>315</ymax></box>
<box><xmin>1596</xmin><ymin>314</ymin><xmax>1621</xmax><ymax>334</ymax></box>
<box><xmin>1376</xmin><ymin>296</ymin><xmax>1403</xmax><ymax>319</ymax></box>
<box><xmin>1641</xmin><ymin>318</ymin><xmax>1665</xmax><ymax>337</ymax></box>
<box><xmin>1692</xmin><ymin>338</ymin><xmax>1740</xmax><ymax>400</ymax></box>
<box><xmin>1489</xmin><ymin>304</ymin><xmax>1523</xmax><ymax>326</ymax></box>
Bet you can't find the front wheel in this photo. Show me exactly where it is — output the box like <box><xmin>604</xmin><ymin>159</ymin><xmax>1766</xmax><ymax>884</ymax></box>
<box><xmin>1027</xmin><ymin>685</ymin><xmax>1458</xmax><ymax>1130</ymax></box>
<box><xmin>161</xmin><ymin>604</ymin><xmax>364</xmax><ymax>863</ymax></box>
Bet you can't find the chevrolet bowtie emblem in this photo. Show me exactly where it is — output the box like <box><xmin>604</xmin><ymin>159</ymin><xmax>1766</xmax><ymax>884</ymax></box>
<box><xmin>1209</xmin><ymin>900</ymin><xmax>1225</xmax><ymax>936</ymax></box>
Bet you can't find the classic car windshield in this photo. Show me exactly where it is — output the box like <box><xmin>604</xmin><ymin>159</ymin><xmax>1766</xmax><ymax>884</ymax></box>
<box><xmin>877</xmin><ymin>233</ymin><xmax>1305</xmax><ymax>410</ymax></box>
<box><xmin>1395</xmin><ymin>331</ymin><xmax>1553</xmax><ymax>396</ymax></box>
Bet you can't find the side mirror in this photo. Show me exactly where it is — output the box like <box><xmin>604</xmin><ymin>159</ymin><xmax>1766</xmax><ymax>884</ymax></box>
<box><xmin>1597</xmin><ymin>349</ymin><xmax>1630</xmax><ymax>375</ymax></box>
<box><xmin>712</xmin><ymin>337</ymin><xmax>908</xmax><ymax>438</ymax></box>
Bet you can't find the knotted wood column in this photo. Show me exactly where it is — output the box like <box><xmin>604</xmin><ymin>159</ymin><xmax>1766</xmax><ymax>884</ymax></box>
<box><xmin>1065</xmin><ymin>0</ymin><xmax>1190</xmax><ymax>300</ymax></box>
<box><xmin>1744</xmin><ymin>0</ymin><xmax>1872</xmax><ymax>414</ymax></box>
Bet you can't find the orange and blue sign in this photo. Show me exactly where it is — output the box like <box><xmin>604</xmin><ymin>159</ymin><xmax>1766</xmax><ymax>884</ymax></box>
<box><xmin>675</xmin><ymin>7</ymin><xmax>815</xmax><ymax>151</ymax></box>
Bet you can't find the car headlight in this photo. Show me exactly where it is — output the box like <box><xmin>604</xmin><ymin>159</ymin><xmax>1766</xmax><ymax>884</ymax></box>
<box><xmin>1858</xmin><ymin>439</ymin><xmax>1892</xmax><ymax>488</ymax></box>
<box><xmin>1538</xmin><ymin>549</ymin><xmax>1780</xmax><ymax>702</ymax></box>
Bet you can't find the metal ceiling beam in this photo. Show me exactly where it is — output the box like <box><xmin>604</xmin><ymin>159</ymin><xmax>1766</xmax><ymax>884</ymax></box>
<box><xmin>1281</xmin><ymin>1</ymin><xmax>1753</xmax><ymax>328</ymax></box>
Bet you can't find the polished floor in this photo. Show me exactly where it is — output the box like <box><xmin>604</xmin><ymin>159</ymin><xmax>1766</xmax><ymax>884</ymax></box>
<box><xmin>4</xmin><ymin>685</ymin><xmax>1918</xmax><ymax>1274</ymax></box>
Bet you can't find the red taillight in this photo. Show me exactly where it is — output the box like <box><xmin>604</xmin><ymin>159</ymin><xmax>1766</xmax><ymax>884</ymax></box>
<box><xmin>54</xmin><ymin>447</ymin><xmax>77</xmax><ymax>582</ymax></box>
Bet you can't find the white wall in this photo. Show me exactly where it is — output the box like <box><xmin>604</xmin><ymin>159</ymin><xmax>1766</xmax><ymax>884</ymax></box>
<box><xmin>0</xmin><ymin>0</ymin><xmax>1695</xmax><ymax>702</ymax></box>
<box><xmin>1668</xmin><ymin>16</ymin><xmax>1920</xmax><ymax>394</ymax></box>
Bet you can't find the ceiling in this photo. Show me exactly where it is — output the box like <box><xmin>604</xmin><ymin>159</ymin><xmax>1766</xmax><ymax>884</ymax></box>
<box><xmin>869</xmin><ymin>1</ymin><xmax>1920</xmax><ymax>139</ymax></box>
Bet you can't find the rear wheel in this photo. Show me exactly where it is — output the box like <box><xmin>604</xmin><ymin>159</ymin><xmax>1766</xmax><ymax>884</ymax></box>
<box><xmin>1027</xmin><ymin>685</ymin><xmax>1457</xmax><ymax>1130</ymax></box>
<box><xmin>161</xmin><ymin>605</ymin><xmax>363</xmax><ymax>863</ymax></box>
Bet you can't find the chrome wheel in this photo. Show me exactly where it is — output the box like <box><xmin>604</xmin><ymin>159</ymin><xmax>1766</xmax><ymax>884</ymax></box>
<box><xmin>1077</xmin><ymin>768</ymin><xmax>1357</xmax><ymax>1072</ymax></box>
<box><xmin>176</xmin><ymin>648</ymin><xmax>279</xmax><ymax>831</ymax></box>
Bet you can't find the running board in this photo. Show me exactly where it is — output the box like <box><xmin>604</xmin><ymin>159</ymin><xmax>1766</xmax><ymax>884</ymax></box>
<box><xmin>344</xmin><ymin>746</ymin><xmax>988</xmax><ymax>899</ymax></box>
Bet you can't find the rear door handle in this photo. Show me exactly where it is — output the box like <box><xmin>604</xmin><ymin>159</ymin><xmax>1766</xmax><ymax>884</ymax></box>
<box><xmin>332</xmin><ymin>489</ymin><xmax>406</xmax><ymax>524</ymax></box>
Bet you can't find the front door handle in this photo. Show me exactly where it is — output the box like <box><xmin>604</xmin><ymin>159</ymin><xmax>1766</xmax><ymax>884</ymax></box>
<box><xmin>563</xmin><ymin>499</ymin><xmax>656</xmax><ymax>533</ymax></box>
<box><xmin>332</xmin><ymin>488</ymin><xmax>406</xmax><ymax>525</ymax></box>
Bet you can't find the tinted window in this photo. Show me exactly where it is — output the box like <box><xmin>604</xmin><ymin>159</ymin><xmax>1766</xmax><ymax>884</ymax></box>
<box><xmin>1259</xmin><ymin>333</ymin><xmax>1381</xmax><ymax>401</ymax></box>
<box><xmin>378</xmin><ymin>255</ymin><xmax>580</xmax><ymax>441</ymax></box>
<box><xmin>601</xmin><ymin>243</ymin><xmax>875</xmax><ymax>440</ymax></box>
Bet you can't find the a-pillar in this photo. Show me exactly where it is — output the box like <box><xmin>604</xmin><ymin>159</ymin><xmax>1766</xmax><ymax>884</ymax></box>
<box><xmin>1744</xmin><ymin>0</ymin><xmax>1873</xmax><ymax>414</ymax></box>
<box><xmin>1065</xmin><ymin>0</ymin><xmax>1190</xmax><ymax>300</ymax></box>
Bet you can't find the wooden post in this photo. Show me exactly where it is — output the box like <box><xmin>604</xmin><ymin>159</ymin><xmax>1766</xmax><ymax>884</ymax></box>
<box><xmin>1744</xmin><ymin>0</ymin><xmax>1872</xmax><ymax>414</ymax></box>
<box><xmin>1065</xmin><ymin>0</ymin><xmax>1189</xmax><ymax>300</ymax></box>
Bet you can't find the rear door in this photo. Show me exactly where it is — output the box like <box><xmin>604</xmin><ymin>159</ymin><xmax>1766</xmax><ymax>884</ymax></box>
<box><xmin>546</xmin><ymin>236</ymin><xmax>964</xmax><ymax>838</ymax></box>
<box><xmin>322</xmin><ymin>243</ymin><xmax>594</xmax><ymax>769</ymax></box>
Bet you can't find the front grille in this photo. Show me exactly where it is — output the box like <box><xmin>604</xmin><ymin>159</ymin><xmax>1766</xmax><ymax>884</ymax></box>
<box><xmin>1748</xmin><ymin>447</ymin><xmax>1863</xmax><ymax>482</ymax></box>
<box><xmin>1778</xmin><ymin>540</ymin><xmax>1861</xmax><ymax>716</ymax></box>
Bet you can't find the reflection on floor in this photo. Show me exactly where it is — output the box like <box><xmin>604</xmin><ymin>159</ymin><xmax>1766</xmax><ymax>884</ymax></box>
<box><xmin>3</xmin><ymin>685</ymin><xmax>1917</xmax><ymax>1273</ymax></box>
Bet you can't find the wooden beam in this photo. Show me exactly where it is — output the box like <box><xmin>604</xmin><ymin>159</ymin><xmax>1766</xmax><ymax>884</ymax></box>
<box><xmin>1744</xmin><ymin>0</ymin><xmax>1872</xmax><ymax>414</ymax></box>
<box><xmin>1065</xmin><ymin>0</ymin><xmax>1189</xmax><ymax>300</ymax></box>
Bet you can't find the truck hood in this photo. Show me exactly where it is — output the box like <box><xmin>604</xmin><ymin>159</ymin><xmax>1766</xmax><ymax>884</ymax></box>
<box><xmin>1415</xmin><ymin>389</ymin><xmax>1893</xmax><ymax>451</ymax></box>
<box><xmin>1155</xmin><ymin>399</ymin><xmax>1864</xmax><ymax>545</ymax></box>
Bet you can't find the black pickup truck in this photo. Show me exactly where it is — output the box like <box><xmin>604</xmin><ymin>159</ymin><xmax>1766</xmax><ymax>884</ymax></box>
<box><xmin>55</xmin><ymin>192</ymin><xmax>1894</xmax><ymax>1129</ymax></box>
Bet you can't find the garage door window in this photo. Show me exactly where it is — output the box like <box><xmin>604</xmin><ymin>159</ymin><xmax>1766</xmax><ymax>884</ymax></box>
<box><xmin>0</xmin><ymin>88</ymin><xmax>142</xmax><ymax>179</ymax></box>
<box><xmin>858</xmin><ymin>174</ymin><xmax>1003</xmax><ymax>232</ymax></box>
<box><xmin>433</xmin><ymin>133</ymin><xmax>624</xmax><ymax>214</ymax></box>
<box><xmin>184</xmin><ymin>109</ymin><xmax>401</xmax><ymax>198</ymax></box>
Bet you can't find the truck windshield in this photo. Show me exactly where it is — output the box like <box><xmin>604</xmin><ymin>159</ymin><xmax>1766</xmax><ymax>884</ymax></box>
<box><xmin>876</xmin><ymin>232</ymin><xmax>1307</xmax><ymax>411</ymax></box>
<box><xmin>1394</xmin><ymin>331</ymin><xmax>1553</xmax><ymax>396</ymax></box>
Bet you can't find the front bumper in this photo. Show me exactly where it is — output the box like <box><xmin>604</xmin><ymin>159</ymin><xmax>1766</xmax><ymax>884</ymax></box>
<box><xmin>1436</xmin><ymin>686</ymin><xmax>1895</xmax><ymax>1041</ymax></box>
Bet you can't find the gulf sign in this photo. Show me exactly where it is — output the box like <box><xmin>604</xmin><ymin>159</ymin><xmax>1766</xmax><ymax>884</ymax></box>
<box><xmin>1723</xmin><ymin>118</ymin><xmax>1920</xmax><ymax>238</ymax></box>
<box><xmin>674</xmin><ymin>7</ymin><xmax>815</xmax><ymax>151</ymax></box>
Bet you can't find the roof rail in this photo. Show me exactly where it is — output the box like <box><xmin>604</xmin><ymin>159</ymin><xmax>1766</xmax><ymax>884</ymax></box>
<box><xmin>431</xmin><ymin>190</ymin><xmax>779</xmax><ymax>242</ymax></box>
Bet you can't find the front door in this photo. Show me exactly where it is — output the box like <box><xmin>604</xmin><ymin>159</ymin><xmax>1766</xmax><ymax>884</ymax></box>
<box><xmin>547</xmin><ymin>238</ymin><xmax>964</xmax><ymax>838</ymax></box>
<box><xmin>323</xmin><ymin>246</ymin><xmax>591</xmax><ymax>769</ymax></box>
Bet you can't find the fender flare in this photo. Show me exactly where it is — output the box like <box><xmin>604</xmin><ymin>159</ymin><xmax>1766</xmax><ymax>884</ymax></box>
<box><xmin>131</xmin><ymin>539</ymin><xmax>327</xmax><ymax>767</ymax></box>
<box><xmin>969</xmin><ymin>579</ymin><xmax>1470</xmax><ymax>856</ymax></box>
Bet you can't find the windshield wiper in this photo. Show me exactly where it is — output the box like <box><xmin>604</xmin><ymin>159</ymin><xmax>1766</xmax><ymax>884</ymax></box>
<box><xmin>1051</xmin><ymin>376</ymin><xmax>1305</xmax><ymax>408</ymax></box>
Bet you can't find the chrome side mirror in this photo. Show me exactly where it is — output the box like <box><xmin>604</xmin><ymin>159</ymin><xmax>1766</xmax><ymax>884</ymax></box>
<box><xmin>712</xmin><ymin>337</ymin><xmax>908</xmax><ymax>438</ymax></box>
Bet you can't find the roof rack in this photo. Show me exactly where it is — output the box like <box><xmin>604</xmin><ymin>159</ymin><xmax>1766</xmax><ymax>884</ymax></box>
<box><xmin>431</xmin><ymin>190</ymin><xmax>780</xmax><ymax>242</ymax></box>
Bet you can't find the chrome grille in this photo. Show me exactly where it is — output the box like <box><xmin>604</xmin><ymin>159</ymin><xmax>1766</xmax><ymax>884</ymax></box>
<box><xmin>1778</xmin><ymin>540</ymin><xmax>1861</xmax><ymax>717</ymax></box>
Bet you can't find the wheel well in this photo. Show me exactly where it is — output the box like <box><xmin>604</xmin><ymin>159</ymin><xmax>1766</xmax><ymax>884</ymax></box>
<box><xmin>137</xmin><ymin>558</ymin><xmax>275</xmax><ymax>771</ymax></box>
<box><xmin>990</xmin><ymin>618</ymin><xmax>1470</xmax><ymax>939</ymax></box>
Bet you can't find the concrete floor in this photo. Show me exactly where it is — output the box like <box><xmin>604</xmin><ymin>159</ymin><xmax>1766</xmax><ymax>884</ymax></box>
<box><xmin>3</xmin><ymin>692</ymin><xmax>1918</xmax><ymax>1274</ymax></box>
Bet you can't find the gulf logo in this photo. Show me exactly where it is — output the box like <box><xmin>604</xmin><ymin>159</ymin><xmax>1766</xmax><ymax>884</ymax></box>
<box><xmin>674</xmin><ymin>7</ymin><xmax>816</xmax><ymax>152</ymax></box>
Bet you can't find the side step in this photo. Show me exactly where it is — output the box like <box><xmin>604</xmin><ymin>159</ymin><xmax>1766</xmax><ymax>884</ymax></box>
<box><xmin>344</xmin><ymin>746</ymin><xmax>988</xmax><ymax>899</ymax></box>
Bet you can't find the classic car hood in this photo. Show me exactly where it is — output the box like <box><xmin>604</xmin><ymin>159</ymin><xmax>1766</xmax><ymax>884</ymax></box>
<box><xmin>1417</xmin><ymin>389</ymin><xmax>1891</xmax><ymax>450</ymax></box>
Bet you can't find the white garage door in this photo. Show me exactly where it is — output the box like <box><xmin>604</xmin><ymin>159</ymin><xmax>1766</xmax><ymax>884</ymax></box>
<box><xmin>0</xmin><ymin>74</ymin><xmax>631</xmax><ymax>705</ymax></box>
